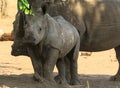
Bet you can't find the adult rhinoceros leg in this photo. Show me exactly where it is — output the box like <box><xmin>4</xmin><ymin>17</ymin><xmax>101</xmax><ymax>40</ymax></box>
<box><xmin>110</xmin><ymin>46</ymin><xmax>120</xmax><ymax>81</ymax></box>
<box><xmin>54</xmin><ymin>58</ymin><xmax>68</xmax><ymax>84</ymax></box>
<box><xmin>43</xmin><ymin>48</ymin><xmax>59</xmax><ymax>83</ymax></box>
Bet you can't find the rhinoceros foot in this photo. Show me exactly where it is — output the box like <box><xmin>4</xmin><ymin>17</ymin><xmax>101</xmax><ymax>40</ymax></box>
<box><xmin>54</xmin><ymin>75</ymin><xmax>68</xmax><ymax>85</ymax></box>
<box><xmin>70</xmin><ymin>78</ymin><xmax>81</xmax><ymax>85</ymax></box>
<box><xmin>33</xmin><ymin>72</ymin><xmax>44</xmax><ymax>82</ymax></box>
<box><xmin>110</xmin><ymin>75</ymin><xmax>120</xmax><ymax>81</ymax></box>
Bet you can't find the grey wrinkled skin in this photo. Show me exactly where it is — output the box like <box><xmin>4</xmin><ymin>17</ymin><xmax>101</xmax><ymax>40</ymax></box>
<box><xmin>27</xmin><ymin>0</ymin><xmax>120</xmax><ymax>81</ymax></box>
<box><xmin>11</xmin><ymin>7</ymin><xmax>80</xmax><ymax>85</ymax></box>
<box><xmin>12</xmin><ymin>0</ymin><xmax>120</xmax><ymax>84</ymax></box>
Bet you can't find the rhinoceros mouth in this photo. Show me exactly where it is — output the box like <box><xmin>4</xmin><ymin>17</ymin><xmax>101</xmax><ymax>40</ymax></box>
<box><xmin>11</xmin><ymin>49</ymin><xmax>28</xmax><ymax>56</ymax></box>
<box><xmin>11</xmin><ymin>48</ymin><xmax>29</xmax><ymax>56</ymax></box>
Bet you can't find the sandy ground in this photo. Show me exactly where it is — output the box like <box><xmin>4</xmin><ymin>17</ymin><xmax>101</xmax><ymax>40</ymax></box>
<box><xmin>0</xmin><ymin>0</ymin><xmax>120</xmax><ymax>88</ymax></box>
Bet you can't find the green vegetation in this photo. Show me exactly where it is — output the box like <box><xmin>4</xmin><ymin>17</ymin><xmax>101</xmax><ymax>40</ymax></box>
<box><xmin>18</xmin><ymin>0</ymin><xmax>34</xmax><ymax>15</ymax></box>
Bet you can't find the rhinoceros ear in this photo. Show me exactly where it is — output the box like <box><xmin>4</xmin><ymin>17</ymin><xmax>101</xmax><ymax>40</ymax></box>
<box><xmin>31</xmin><ymin>7</ymin><xmax>44</xmax><ymax>16</ymax></box>
<box><xmin>41</xmin><ymin>4</ymin><xmax>48</xmax><ymax>14</ymax></box>
<box><xmin>31</xmin><ymin>4</ymin><xmax>48</xmax><ymax>15</ymax></box>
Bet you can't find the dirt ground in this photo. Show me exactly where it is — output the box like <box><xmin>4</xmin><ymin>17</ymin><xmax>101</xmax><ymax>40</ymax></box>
<box><xmin>0</xmin><ymin>0</ymin><xmax>120</xmax><ymax>88</ymax></box>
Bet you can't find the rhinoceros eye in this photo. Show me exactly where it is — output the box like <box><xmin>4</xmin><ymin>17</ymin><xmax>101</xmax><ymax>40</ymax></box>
<box><xmin>39</xmin><ymin>28</ymin><xmax>42</xmax><ymax>31</ymax></box>
<box><xmin>38</xmin><ymin>28</ymin><xmax>42</xmax><ymax>34</ymax></box>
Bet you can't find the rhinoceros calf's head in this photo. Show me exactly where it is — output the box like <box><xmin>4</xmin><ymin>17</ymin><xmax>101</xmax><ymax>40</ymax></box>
<box><xmin>23</xmin><ymin>8</ymin><xmax>47</xmax><ymax>45</ymax></box>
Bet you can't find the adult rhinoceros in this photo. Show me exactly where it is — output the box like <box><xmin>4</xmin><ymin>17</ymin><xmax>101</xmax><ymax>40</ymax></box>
<box><xmin>26</xmin><ymin>0</ymin><xmax>120</xmax><ymax>81</ymax></box>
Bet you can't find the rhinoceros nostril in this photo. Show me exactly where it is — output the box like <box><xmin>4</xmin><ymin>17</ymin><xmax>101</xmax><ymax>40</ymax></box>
<box><xmin>40</xmin><ymin>28</ymin><xmax>42</xmax><ymax>31</ymax></box>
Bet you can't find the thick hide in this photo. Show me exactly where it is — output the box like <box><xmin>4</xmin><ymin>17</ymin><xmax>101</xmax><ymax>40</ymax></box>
<box><xmin>11</xmin><ymin>8</ymin><xmax>80</xmax><ymax>85</ymax></box>
<box><xmin>28</xmin><ymin>0</ymin><xmax>120</xmax><ymax>81</ymax></box>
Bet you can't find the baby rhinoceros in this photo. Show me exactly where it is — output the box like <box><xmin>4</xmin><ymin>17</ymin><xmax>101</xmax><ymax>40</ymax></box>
<box><xmin>19</xmin><ymin>8</ymin><xmax>80</xmax><ymax>85</ymax></box>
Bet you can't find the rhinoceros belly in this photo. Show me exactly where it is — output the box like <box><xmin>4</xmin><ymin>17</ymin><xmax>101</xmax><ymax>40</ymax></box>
<box><xmin>81</xmin><ymin>23</ymin><xmax>120</xmax><ymax>52</ymax></box>
<box><xmin>81</xmin><ymin>19</ymin><xmax>120</xmax><ymax>51</ymax></box>
<box><xmin>80</xmin><ymin>1</ymin><xmax>120</xmax><ymax>51</ymax></box>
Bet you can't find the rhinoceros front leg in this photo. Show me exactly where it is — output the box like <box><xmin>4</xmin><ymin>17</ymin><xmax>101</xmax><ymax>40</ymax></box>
<box><xmin>54</xmin><ymin>58</ymin><xmax>68</xmax><ymax>84</ymax></box>
<box><xmin>27</xmin><ymin>48</ymin><xmax>44</xmax><ymax>82</ymax></box>
<box><xmin>43</xmin><ymin>48</ymin><xmax>59</xmax><ymax>83</ymax></box>
<box><xmin>110</xmin><ymin>46</ymin><xmax>120</xmax><ymax>81</ymax></box>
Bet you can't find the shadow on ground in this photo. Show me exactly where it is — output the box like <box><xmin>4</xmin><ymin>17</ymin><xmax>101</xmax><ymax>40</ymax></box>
<box><xmin>0</xmin><ymin>74</ymin><xmax>120</xmax><ymax>88</ymax></box>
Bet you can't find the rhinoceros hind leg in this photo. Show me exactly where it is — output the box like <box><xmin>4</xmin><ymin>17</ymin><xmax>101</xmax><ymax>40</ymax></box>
<box><xmin>54</xmin><ymin>75</ymin><xmax>68</xmax><ymax>85</ymax></box>
<box><xmin>70</xmin><ymin>78</ymin><xmax>81</xmax><ymax>85</ymax></box>
<box><xmin>69</xmin><ymin>40</ymin><xmax>80</xmax><ymax>85</ymax></box>
<box><xmin>110</xmin><ymin>46</ymin><xmax>120</xmax><ymax>81</ymax></box>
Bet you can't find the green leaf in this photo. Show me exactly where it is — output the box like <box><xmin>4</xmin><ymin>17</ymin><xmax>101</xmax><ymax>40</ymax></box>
<box><xmin>18</xmin><ymin>0</ymin><xmax>34</xmax><ymax>15</ymax></box>
<box><xmin>24</xmin><ymin>9</ymin><xmax>30</xmax><ymax>14</ymax></box>
<box><xmin>21</xmin><ymin>0</ymin><xmax>30</xmax><ymax>9</ymax></box>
